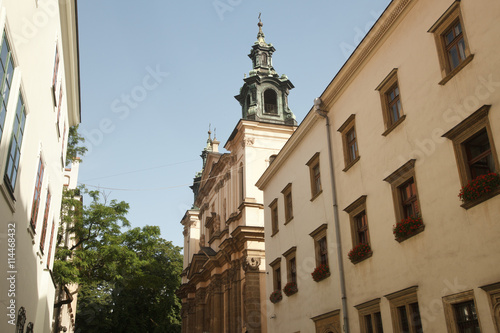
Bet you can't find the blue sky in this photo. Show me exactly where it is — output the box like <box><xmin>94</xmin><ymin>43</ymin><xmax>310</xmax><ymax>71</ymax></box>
<box><xmin>77</xmin><ymin>0</ymin><xmax>392</xmax><ymax>248</ymax></box>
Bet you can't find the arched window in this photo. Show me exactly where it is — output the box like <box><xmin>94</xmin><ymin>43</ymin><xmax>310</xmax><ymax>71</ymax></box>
<box><xmin>264</xmin><ymin>89</ymin><xmax>278</xmax><ymax>114</ymax></box>
<box><xmin>246</xmin><ymin>94</ymin><xmax>251</xmax><ymax>108</ymax></box>
<box><xmin>16</xmin><ymin>307</ymin><xmax>26</xmax><ymax>333</ymax></box>
<box><xmin>261</xmin><ymin>53</ymin><xmax>268</xmax><ymax>67</ymax></box>
<box><xmin>26</xmin><ymin>322</ymin><xmax>33</xmax><ymax>333</ymax></box>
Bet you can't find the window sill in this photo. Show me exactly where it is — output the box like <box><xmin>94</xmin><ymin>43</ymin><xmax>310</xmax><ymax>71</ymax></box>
<box><xmin>310</xmin><ymin>190</ymin><xmax>323</xmax><ymax>202</ymax></box>
<box><xmin>350</xmin><ymin>250</ymin><xmax>373</xmax><ymax>265</ymax></box>
<box><xmin>395</xmin><ymin>224</ymin><xmax>425</xmax><ymax>243</ymax></box>
<box><xmin>284</xmin><ymin>217</ymin><xmax>293</xmax><ymax>225</ymax></box>
<box><xmin>439</xmin><ymin>54</ymin><xmax>474</xmax><ymax>86</ymax></box>
<box><xmin>461</xmin><ymin>188</ymin><xmax>500</xmax><ymax>210</ymax></box>
<box><xmin>270</xmin><ymin>230</ymin><xmax>279</xmax><ymax>237</ymax></box>
<box><xmin>382</xmin><ymin>115</ymin><xmax>406</xmax><ymax>137</ymax></box>
<box><xmin>343</xmin><ymin>156</ymin><xmax>360</xmax><ymax>172</ymax></box>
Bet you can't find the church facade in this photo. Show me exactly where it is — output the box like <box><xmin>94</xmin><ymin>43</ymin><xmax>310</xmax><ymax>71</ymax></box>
<box><xmin>177</xmin><ymin>21</ymin><xmax>297</xmax><ymax>333</ymax></box>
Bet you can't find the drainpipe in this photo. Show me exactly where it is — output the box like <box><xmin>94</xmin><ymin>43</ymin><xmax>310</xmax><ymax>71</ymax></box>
<box><xmin>314</xmin><ymin>97</ymin><xmax>350</xmax><ymax>333</ymax></box>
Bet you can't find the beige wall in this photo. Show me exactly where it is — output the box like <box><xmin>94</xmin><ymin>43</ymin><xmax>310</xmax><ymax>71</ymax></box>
<box><xmin>258</xmin><ymin>0</ymin><xmax>500</xmax><ymax>332</ymax></box>
<box><xmin>0</xmin><ymin>1</ymin><xmax>80</xmax><ymax>332</ymax></box>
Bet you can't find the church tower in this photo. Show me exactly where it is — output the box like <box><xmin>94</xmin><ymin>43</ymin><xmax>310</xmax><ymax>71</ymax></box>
<box><xmin>235</xmin><ymin>19</ymin><xmax>297</xmax><ymax>126</ymax></box>
<box><xmin>179</xmin><ymin>18</ymin><xmax>297</xmax><ymax>333</ymax></box>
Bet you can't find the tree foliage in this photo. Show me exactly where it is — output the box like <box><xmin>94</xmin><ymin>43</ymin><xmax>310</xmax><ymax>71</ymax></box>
<box><xmin>54</xmin><ymin>189</ymin><xmax>183</xmax><ymax>333</ymax></box>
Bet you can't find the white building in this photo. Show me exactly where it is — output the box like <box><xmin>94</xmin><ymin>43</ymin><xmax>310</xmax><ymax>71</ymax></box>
<box><xmin>0</xmin><ymin>0</ymin><xmax>81</xmax><ymax>332</ymax></box>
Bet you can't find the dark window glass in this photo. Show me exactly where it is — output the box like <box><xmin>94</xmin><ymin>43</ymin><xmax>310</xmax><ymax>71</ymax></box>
<box><xmin>264</xmin><ymin>89</ymin><xmax>277</xmax><ymax>114</ymax></box>
<box><xmin>444</xmin><ymin>20</ymin><xmax>466</xmax><ymax>70</ymax></box>
<box><xmin>398</xmin><ymin>306</ymin><xmax>410</xmax><ymax>333</ymax></box>
<box><xmin>365</xmin><ymin>314</ymin><xmax>374</xmax><ymax>333</ymax></box>
<box><xmin>386</xmin><ymin>83</ymin><xmax>402</xmax><ymax>125</ymax></box>
<box><xmin>347</xmin><ymin>127</ymin><xmax>358</xmax><ymax>162</ymax></box>
<box><xmin>400</xmin><ymin>178</ymin><xmax>419</xmax><ymax>218</ymax></box>
<box><xmin>454</xmin><ymin>300</ymin><xmax>480</xmax><ymax>333</ymax></box>
<box><xmin>465</xmin><ymin>129</ymin><xmax>494</xmax><ymax>179</ymax></box>
<box><xmin>355</xmin><ymin>211</ymin><xmax>369</xmax><ymax>245</ymax></box>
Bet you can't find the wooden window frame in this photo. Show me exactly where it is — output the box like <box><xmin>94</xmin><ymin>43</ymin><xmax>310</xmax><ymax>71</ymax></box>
<box><xmin>39</xmin><ymin>190</ymin><xmax>51</xmax><ymax>254</ymax></box>
<box><xmin>344</xmin><ymin>195</ymin><xmax>371</xmax><ymax>249</ymax></box>
<box><xmin>269</xmin><ymin>258</ymin><xmax>282</xmax><ymax>292</ymax></box>
<box><xmin>385</xmin><ymin>286</ymin><xmax>423</xmax><ymax>333</ymax></box>
<box><xmin>338</xmin><ymin>114</ymin><xmax>360</xmax><ymax>171</ymax></box>
<box><xmin>309</xmin><ymin>224</ymin><xmax>329</xmax><ymax>268</ymax></box>
<box><xmin>376</xmin><ymin>69</ymin><xmax>406</xmax><ymax>136</ymax></box>
<box><xmin>442</xmin><ymin>290</ymin><xmax>482</xmax><ymax>333</ymax></box>
<box><xmin>30</xmin><ymin>158</ymin><xmax>45</xmax><ymax>231</ymax></box>
<box><xmin>283</xmin><ymin>246</ymin><xmax>297</xmax><ymax>285</ymax></box>
<box><xmin>269</xmin><ymin>198</ymin><xmax>279</xmax><ymax>236</ymax></box>
<box><xmin>384</xmin><ymin>160</ymin><xmax>423</xmax><ymax>223</ymax></box>
<box><xmin>281</xmin><ymin>183</ymin><xmax>293</xmax><ymax>224</ymax></box>
<box><xmin>442</xmin><ymin>105</ymin><xmax>500</xmax><ymax>208</ymax></box>
<box><xmin>480</xmin><ymin>281</ymin><xmax>500</xmax><ymax>332</ymax></box>
<box><xmin>428</xmin><ymin>1</ymin><xmax>474</xmax><ymax>85</ymax></box>
<box><xmin>355</xmin><ymin>298</ymin><xmax>384</xmax><ymax>333</ymax></box>
<box><xmin>46</xmin><ymin>219</ymin><xmax>56</xmax><ymax>269</ymax></box>
<box><xmin>307</xmin><ymin>152</ymin><xmax>322</xmax><ymax>200</ymax></box>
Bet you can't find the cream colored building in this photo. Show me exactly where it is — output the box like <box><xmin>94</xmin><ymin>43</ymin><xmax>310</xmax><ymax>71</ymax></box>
<box><xmin>256</xmin><ymin>0</ymin><xmax>500</xmax><ymax>332</ymax></box>
<box><xmin>0</xmin><ymin>0</ymin><xmax>81</xmax><ymax>332</ymax></box>
<box><xmin>178</xmin><ymin>21</ymin><xmax>296</xmax><ymax>333</ymax></box>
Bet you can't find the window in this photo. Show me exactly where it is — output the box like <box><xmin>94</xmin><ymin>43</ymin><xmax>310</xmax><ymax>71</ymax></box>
<box><xmin>376</xmin><ymin>69</ymin><xmax>405</xmax><ymax>135</ymax></box>
<box><xmin>307</xmin><ymin>153</ymin><xmax>322</xmax><ymax>200</ymax></box>
<box><xmin>480</xmin><ymin>282</ymin><xmax>500</xmax><ymax>332</ymax></box>
<box><xmin>269</xmin><ymin>258</ymin><xmax>282</xmax><ymax>291</ymax></box>
<box><xmin>400</xmin><ymin>178</ymin><xmax>420</xmax><ymax>219</ymax></box>
<box><xmin>310</xmin><ymin>224</ymin><xmax>329</xmax><ymax>268</ymax></box>
<box><xmin>281</xmin><ymin>183</ymin><xmax>293</xmax><ymax>223</ymax></box>
<box><xmin>355</xmin><ymin>298</ymin><xmax>384</xmax><ymax>333</ymax></box>
<box><xmin>385</xmin><ymin>286</ymin><xmax>423</xmax><ymax>333</ymax></box>
<box><xmin>344</xmin><ymin>195</ymin><xmax>371</xmax><ymax>248</ymax></box>
<box><xmin>264</xmin><ymin>89</ymin><xmax>277</xmax><ymax>114</ymax></box>
<box><xmin>428</xmin><ymin>1</ymin><xmax>473</xmax><ymax>85</ymax></box>
<box><xmin>283</xmin><ymin>246</ymin><xmax>297</xmax><ymax>285</ymax></box>
<box><xmin>4</xmin><ymin>94</ymin><xmax>27</xmax><ymax>194</ymax></box>
<box><xmin>442</xmin><ymin>105</ymin><xmax>500</xmax><ymax>208</ymax></box>
<box><xmin>0</xmin><ymin>32</ymin><xmax>15</xmax><ymax>144</ymax></box>
<box><xmin>26</xmin><ymin>322</ymin><xmax>34</xmax><ymax>333</ymax></box>
<box><xmin>30</xmin><ymin>158</ymin><xmax>44</xmax><ymax>230</ymax></box>
<box><xmin>57</xmin><ymin>84</ymin><xmax>63</xmax><ymax>132</ymax></box>
<box><xmin>61</xmin><ymin>122</ymin><xmax>67</xmax><ymax>164</ymax></box>
<box><xmin>338</xmin><ymin>114</ymin><xmax>360</xmax><ymax>171</ymax></box>
<box><xmin>269</xmin><ymin>199</ymin><xmax>278</xmax><ymax>236</ymax></box>
<box><xmin>52</xmin><ymin>45</ymin><xmax>59</xmax><ymax>98</ymax></box>
<box><xmin>39</xmin><ymin>190</ymin><xmax>51</xmax><ymax>253</ymax></box>
<box><xmin>384</xmin><ymin>160</ymin><xmax>423</xmax><ymax>222</ymax></box>
<box><xmin>443</xmin><ymin>290</ymin><xmax>482</xmax><ymax>333</ymax></box>
<box><xmin>47</xmin><ymin>219</ymin><xmax>56</xmax><ymax>268</ymax></box>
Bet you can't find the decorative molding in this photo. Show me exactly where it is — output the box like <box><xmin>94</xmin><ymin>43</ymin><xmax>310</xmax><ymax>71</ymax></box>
<box><xmin>242</xmin><ymin>256</ymin><xmax>261</xmax><ymax>272</ymax></box>
<box><xmin>241</xmin><ymin>137</ymin><xmax>255</xmax><ymax>147</ymax></box>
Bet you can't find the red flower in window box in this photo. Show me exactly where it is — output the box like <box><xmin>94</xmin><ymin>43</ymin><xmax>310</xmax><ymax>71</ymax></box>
<box><xmin>458</xmin><ymin>173</ymin><xmax>500</xmax><ymax>203</ymax></box>
<box><xmin>393</xmin><ymin>216</ymin><xmax>424</xmax><ymax>241</ymax></box>
<box><xmin>269</xmin><ymin>289</ymin><xmax>282</xmax><ymax>304</ymax></box>
<box><xmin>283</xmin><ymin>281</ymin><xmax>298</xmax><ymax>296</ymax></box>
<box><xmin>311</xmin><ymin>263</ymin><xmax>330</xmax><ymax>282</ymax></box>
<box><xmin>348</xmin><ymin>243</ymin><xmax>372</xmax><ymax>263</ymax></box>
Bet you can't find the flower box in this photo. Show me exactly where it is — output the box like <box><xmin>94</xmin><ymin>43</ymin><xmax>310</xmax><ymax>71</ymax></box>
<box><xmin>393</xmin><ymin>216</ymin><xmax>424</xmax><ymax>242</ymax></box>
<box><xmin>311</xmin><ymin>263</ymin><xmax>330</xmax><ymax>282</ymax></box>
<box><xmin>269</xmin><ymin>289</ymin><xmax>282</xmax><ymax>304</ymax></box>
<box><xmin>348</xmin><ymin>243</ymin><xmax>372</xmax><ymax>264</ymax></box>
<box><xmin>459</xmin><ymin>173</ymin><xmax>500</xmax><ymax>209</ymax></box>
<box><xmin>283</xmin><ymin>281</ymin><xmax>298</xmax><ymax>296</ymax></box>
